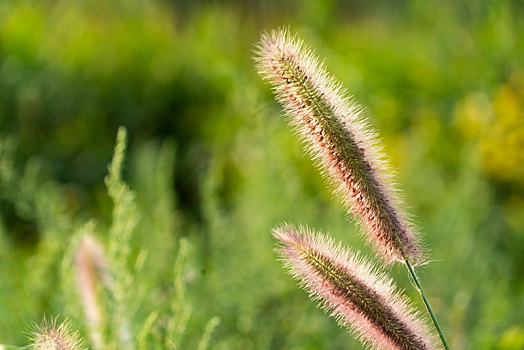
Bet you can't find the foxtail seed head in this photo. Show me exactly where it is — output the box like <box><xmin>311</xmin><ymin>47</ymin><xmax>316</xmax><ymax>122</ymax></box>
<box><xmin>256</xmin><ymin>29</ymin><xmax>421</xmax><ymax>264</ymax></box>
<box><xmin>75</xmin><ymin>235</ymin><xmax>111</xmax><ymax>349</ymax></box>
<box><xmin>28</xmin><ymin>317</ymin><xmax>84</xmax><ymax>350</ymax></box>
<box><xmin>273</xmin><ymin>224</ymin><xmax>438</xmax><ymax>350</ymax></box>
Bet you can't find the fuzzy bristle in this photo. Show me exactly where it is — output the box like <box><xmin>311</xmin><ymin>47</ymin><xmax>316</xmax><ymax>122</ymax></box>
<box><xmin>273</xmin><ymin>224</ymin><xmax>439</xmax><ymax>349</ymax></box>
<box><xmin>256</xmin><ymin>29</ymin><xmax>421</xmax><ymax>263</ymax></box>
<box><xmin>75</xmin><ymin>234</ymin><xmax>110</xmax><ymax>348</ymax></box>
<box><xmin>28</xmin><ymin>317</ymin><xmax>84</xmax><ymax>350</ymax></box>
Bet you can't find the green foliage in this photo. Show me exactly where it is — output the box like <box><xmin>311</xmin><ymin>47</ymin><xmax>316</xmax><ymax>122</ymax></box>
<box><xmin>0</xmin><ymin>0</ymin><xmax>523</xmax><ymax>349</ymax></box>
<box><xmin>1</xmin><ymin>129</ymin><xmax>217</xmax><ymax>348</ymax></box>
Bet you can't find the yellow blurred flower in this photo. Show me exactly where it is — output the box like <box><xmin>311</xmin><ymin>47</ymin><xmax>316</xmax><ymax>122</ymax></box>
<box><xmin>499</xmin><ymin>326</ymin><xmax>524</xmax><ymax>350</ymax></box>
<box><xmin>454</xmin><ymin>69</ymin><xmax>524</xmax><ymax>183</ymax></box>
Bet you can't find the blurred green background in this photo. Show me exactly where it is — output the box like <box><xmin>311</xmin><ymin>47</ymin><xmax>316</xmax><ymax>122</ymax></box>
<box><xmin>0</xmin><ymin>0</ymin><xmax>523</xmax><ymax>349</ymax></box>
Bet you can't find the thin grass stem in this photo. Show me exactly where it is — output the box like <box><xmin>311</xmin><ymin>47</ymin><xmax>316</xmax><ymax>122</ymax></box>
<box><xmin>404</xmin><ymin>259</ymin><xmax>450</xmax><ymax>350</ymax></box>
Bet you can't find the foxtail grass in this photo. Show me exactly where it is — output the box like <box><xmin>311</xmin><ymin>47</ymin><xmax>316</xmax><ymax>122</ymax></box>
<box><xmin>257</xmin><ymin>29</ymin><xmax>450</xmax><ymax>349</ymax></box>
<box><xmin>28</xmin><ymin>317</ymin><xmax>84</xmax><ymax>350</ymax></box>
<box><xmin>75</xmin><ymin>234</ymin><xmax>111</xmax><ymax>349</ymax></box>
<box><xmin>274</xmin><ymin>224</ymin><xmax>438</xmax><ymax>350</ymax></box>
<box><xmin>256</xmin><ymin>29</ymin><xmax>420</xmax><ymax>264</ymax></box>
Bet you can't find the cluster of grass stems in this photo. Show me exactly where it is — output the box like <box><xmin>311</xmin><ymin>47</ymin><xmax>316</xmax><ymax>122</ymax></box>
<box><xmin>256</xmin><ymin>29</ymin><xmax>450</xmax><ymax>349</ymax></box>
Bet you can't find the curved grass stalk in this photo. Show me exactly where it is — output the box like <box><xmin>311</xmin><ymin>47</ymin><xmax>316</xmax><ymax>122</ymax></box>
<box><xmin>405</xmin><ymin>260</ymin><xmax>450</xmax><ymax>350</ymax></box>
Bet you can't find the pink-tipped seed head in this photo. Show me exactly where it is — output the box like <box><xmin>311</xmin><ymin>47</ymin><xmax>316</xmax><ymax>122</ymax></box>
<box><xmin>28</xmin><ymin>317</ymin><xmax>85</xmax><ymax>350</ymax></box>
<box><xmin>273</xmin><ymin>224</ymin><xmax>439</xmax><ymax>349</ymax></box>
<box><xmin>75</xmin><ymin>235</ymin><xmax>110</xmax><ymax>348</ymax></box>
<box><xmin>256</xmin><ymin>29</ymin><xmax>422</xmax><ymax>264</ymax></box>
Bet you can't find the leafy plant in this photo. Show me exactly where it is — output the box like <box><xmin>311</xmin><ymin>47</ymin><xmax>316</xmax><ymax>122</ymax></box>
<box><xmin>0</xmin><ymin>128</ymin><xmax>218</xmax><ymax>349</ymax></box>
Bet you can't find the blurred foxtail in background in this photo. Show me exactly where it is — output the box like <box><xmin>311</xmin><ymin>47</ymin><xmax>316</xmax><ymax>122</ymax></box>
<box><xmin>28</xmin><ymin>318</ymin><xmax>84</xmax><ymax>350</ymax></box>
<box><xmin>75</xmin><ymin>234</ymin><xmax>112</xmax><ymax>349</ymax></box>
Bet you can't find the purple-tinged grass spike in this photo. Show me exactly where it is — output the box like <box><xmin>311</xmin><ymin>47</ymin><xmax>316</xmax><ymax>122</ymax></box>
<box><xmin>28</xmin><ymin>317</ymin><xmax>85</xmax><ymax>350</ymax></box>
<box><xmin>75</xmin><ymin>234</ymin><xmax>111</xmax><ymax>349</ymax></box>
<box><xmin>273</xmin><ymin>224</ymin><xmax>439</xmax><ymax>350</ymax></box>
<box><xmin>256</xmin><ymin>29</ymin><xmax>421</xmax><ymax>264</ymax></box>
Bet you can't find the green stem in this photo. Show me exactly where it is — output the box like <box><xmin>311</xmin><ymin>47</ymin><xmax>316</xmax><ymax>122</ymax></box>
<box><xmin>404</xmin><ymin>259</ymin><xmax>450</xmax><ymax>350</ymax></box>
